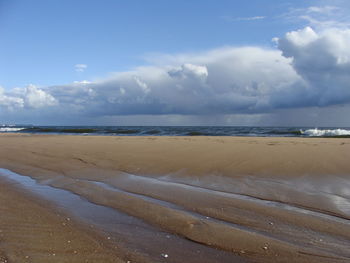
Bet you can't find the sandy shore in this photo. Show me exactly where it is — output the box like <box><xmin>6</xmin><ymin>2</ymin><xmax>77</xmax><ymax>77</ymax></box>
<box><xmin>0</xmin><ymin>134</ymin><xmax>349</xmax><ymax>262</ymax></box>
<box><xmin>0</xmin><ymin>176</ymin><xmax>125</xmax><ymax>263</ymax></box>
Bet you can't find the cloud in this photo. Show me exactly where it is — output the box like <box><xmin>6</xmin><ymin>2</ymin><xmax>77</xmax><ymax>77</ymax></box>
<box><xmin>74</xmin><ymin>64</ymin><xmax>87</xmax><ymax>72</ymax></box>
<box><xmin>222</xmin><ymin>15</ymin><xmax>265</xmax><ymax>22</ymax></box>
<box><xmin>48</xmin><ymin>27</ymin><xmax>350</xmax><ymax>117</ymax></box>
<box><xmin>278</xmin><ymin>26</ymin><xmax>350</xmax><ymax>106</ymax></box>
<box><xmin>282</xmin><ymin>4</ymin><xmax>350</xmax><ymax>29</ymax></box>
<box><xmin>0</xmin><ymin>84</ymin><xmax>57</xmax><ymax>111</ymax></box>
<box><xmin>2</xmin><ymin>19</ymin><xmax>350</xmax><ymax>125</ymax></box>
<box><xmin>42</xmin><ymin>46</ymin><xmax>300</xmax><ymax>116</ymax></box>
<box><xmin>237</xmin><ymin>16</ymin><xmax>266</xmax><ymax>21</ymax></box>
<box><xmin>73</xmin><ymin>80</ymin><xmax>91</xmax><ymax>85</ymax></box>
<box><xmin>0</xmin><ymin>86</ymin><xmax>24</xmax><ymax>110</ymax></box>
<box><xmin>24</xmin><ymin>84</ymin><xmax>57</xmax><ymax>108</ymax></box>
<box><xmin>306</xmin><ymin>6</ymin><xmax>339</xmax><ymax>15</ymax></box>
<box><xmin>134</xmin><ymin>76</ymin><xmax>151</xmax><ymax>94</ymax></box>
<box><xmin>168</xmin><ymin>63</ymin><xmax>208</xmax><ymax>80</ymax></box>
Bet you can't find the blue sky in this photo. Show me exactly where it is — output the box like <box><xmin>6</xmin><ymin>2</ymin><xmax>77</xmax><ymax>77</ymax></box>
<box><xmin>1</xmin><ymin>0</ymin><xmax>350</xmax><ymax>125</ymax></box>
<box><xmin>1</xmin><ymin>0</ymin><xmax>320</xmax><ymax>88</ymax></box>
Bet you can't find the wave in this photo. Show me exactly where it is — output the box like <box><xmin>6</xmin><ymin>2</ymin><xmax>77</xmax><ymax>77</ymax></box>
<box><xmin>267</xmin><ymin>130</ymin><xmax>303</xmax><ymax>136</ymax></box>
<box><xmin>2</xmin><ymin>125</ymin><xmax>350</xmax><ymax>137</ymax></box>
<box><xmin>301</xmin><ymin>128</ymin><xmax>350</xmax><ymax>137</ymax></box>
<box><xmin>22</xmin><ymin>127</ymin><xmax>98</xmax><ymax>133</ymax></box>
<box><xmin>21</xmin><ymin>127</ymin><xmax>143</xmax><ymax>135</ymax></box>
<box><xmin>143</xmin><ymin>129</ymin><xmax>161</xmax><ymax>135</ymax></box>
<box><xmin>0</xmin><ymin>127</ymin><xmax>26</xmax><ymax>132</ymax></box>
<box><xmin>185</xmin><ymin>131</ymin><xmax>208</xmax><ymax>136</ymax></box>
<box><xmin>112</xmin><ymin>129</ymin><xmax>140</xmax><ymax>134</ymax></box>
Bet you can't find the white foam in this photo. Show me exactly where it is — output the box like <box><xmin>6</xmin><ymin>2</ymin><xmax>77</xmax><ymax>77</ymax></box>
<box><xmin>301</xmin><ymin>128</ymin><xmax>350</xmax><ymax>137</ymax></box>
<box><xmin>0</xmin><ymin>127</ymin><xmax>25</xmax><ymax>132</ymax></box>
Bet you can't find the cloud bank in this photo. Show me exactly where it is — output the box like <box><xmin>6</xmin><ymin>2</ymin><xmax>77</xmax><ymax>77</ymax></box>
<box><xmin>2</xmin><ymin>21</ymin><xmax>350</xmax><ymax>124</ymax></box>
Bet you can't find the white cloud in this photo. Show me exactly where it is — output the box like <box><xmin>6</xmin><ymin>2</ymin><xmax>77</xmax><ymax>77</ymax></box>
<box><xmin>282</xmin><ymin>27</ymin><xmax>318</xmax><ymax>47</ymax></box>
<box><xmin>46</xmin><ymin>46</ymin><xmax>300</xmax><ymax>116</ymax></box>
<box><xmin>168</xmin><ymin>63</ymin><xmax>208</xmax><ymax>80</ymax></box>
<box><xmin>282</xmin><ymin>4</ymin><xmax>350</xmax><ymax>29</ymax></box>
<box><xmin>222</xmin><ymin>15</ymin><xmax>266</xmax><ymax>22</ymax></box>
<box><xmin>306</xmin><ymin>6</ymin><xmax>339</xmax><ymax>15</ymax></box>
<box><xmin>237</xmin><ymin>16</ymin><xmax>266</xmax><ymax>21</ymax></box>
<box><xmin>43</xmin><ymin>28</ymin><xmax>350</xmax><ymax>118</ymax></box>
<box><xmin>73</xmin><ymin>80</ymin><xmax>91</xmax><ymax>85</ymax></box>
<box><xmin>2</xmin><ymin>21</ymin><xmax>350</xmax><ymax>125</ymax></box>
<box><xmin>74</xmin><ymin>64</ymin><xmax>87</xmax><ymax>72</ymax></box>
<box><xmin>23</xmin><ymin>84</ymin><xmax>57</xmax><ymax>108</ymax></box>
<box><xmin>134</xmin><ymin>76</ymin><xmax>150</xmax><ymax>94</ymax></box>
<box><xmin>0</xmin><ymin>84</ymin><xmax>57</xmax><ymax>111</ymax></box>
<box><xmin>278</xmin><ymin>26</ymin><xmax>350</xmax><ymax>106</ymax></box>
<box><xmin>0</xmin><ymin>86</ymin><xmax>24</xmax><ymax>110</ymax></box>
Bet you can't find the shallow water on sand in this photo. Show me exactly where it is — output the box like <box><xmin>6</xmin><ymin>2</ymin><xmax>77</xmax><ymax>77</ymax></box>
<box><xmin>1</xmin><ymin>168</ymin><xmax>350</xmax><ymax>262</ymax></box>
<box><xmin>160</xmin><ymin>173</ymin><xmax>350</xmax><ymax>220</ymax></box>
<box><xmin>0</xmin><ymin>168</ymin><xmax>245</xmax><ymax>263</ymax></box>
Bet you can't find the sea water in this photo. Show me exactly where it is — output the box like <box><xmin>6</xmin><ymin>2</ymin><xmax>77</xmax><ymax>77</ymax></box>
<box><xmin>1</xmin><ymin>125</ymin><xmax>350</xmax><ymax>137</ymax></box>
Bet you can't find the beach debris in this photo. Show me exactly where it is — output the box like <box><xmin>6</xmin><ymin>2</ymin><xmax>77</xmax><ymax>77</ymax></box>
<box><xmin>262</xmin><ymin>244</ymin><xmax>269</xmax><ymax>250</ymax></box>
<box><xmin>107</xmin><ymin>236</ymin><xmax>111</xmax><ymax>240</ymax></box>
<box><xmin>166</xmin><ymin>234</ymin><xmax>171</xmax><ymax>239</ymax></box>
<box><xmin>240</xmin><ymin>250</ymin><xmax>246</xmax><ymax>254</ymax></box>
<box><xmin>269</xmin><ymin>222</ymin><xmax>274</xmax><ymax>225</ymax></box>
<box><xmin>161</xmin><ymin>253</ymin><xmax>169</xmax><ymax>258</ymax></box>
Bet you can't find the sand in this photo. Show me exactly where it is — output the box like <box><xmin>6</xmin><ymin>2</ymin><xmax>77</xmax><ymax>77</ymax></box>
<box><xmin>0</xmin><ymin>177</ymin><xmax>125</xmax><ymax>263</ymax></box>
<box><xmin>0</xmin><ymin>134</ymin><xmax>349</xmax><ymax>263</ymax></box>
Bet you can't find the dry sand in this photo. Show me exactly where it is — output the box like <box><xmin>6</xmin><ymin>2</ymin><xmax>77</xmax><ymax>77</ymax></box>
<box><xmin>0</xmin><ymin>134</ymin><xmax>349</xmax><ymax>263</ymax></box>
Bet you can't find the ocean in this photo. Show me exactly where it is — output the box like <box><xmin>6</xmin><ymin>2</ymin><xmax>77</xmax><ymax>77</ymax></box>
<box><xmin>1</xmin><ymin>125</ymin><xmax>350</xmax><ymax>137</ymax></box>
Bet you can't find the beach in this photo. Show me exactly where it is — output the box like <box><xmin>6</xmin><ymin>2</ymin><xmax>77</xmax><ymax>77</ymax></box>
<box><xmin>0</xmin><ymin>134</ymin><xmax>349</xmax><ymax>262</ymax></box>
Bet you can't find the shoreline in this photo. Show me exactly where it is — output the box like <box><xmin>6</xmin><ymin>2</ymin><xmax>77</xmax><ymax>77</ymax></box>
<box><xmin>0</xmin><ymin>134</ymin><xmax>349</xmax><ymax>262</ymax></box>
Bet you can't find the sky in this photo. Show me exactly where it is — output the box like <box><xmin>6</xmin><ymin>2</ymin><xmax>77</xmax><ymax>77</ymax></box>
<box><xmin>1</xmin><ymin>0</ymin><xmax>350</xmax><ymax>126</ymax></box>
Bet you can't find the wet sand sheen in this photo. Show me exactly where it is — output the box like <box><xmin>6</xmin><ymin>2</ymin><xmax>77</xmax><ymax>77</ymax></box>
<box><xmin>1</xmin><ymin>169</ymin><xmax>349</xmax><ymax>263</ymax></box>
<box><xmin>0</xmin><ymin>176</ymin><xmax>124</xmax><ymax>263</ymax></box>
<box><xmin>0</xmin><ymin>134</ymin><xmax>349</xmax><ymax>262</ymax></box>
<box><xmin>0</xmin><ymin>169</ymin><xmax>243</xmax><ymax>263</ymax></box>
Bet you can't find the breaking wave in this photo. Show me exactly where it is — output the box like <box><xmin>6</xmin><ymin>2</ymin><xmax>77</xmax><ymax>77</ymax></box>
<box><xmin>301</xmin><ymin>128</ymin><xmax>350</xmax><ymax>137</ymax></box>
<box><xmin>0</xmin><ymin>127</ymin><xmax>26</xmax><ymax>132</ymax></box>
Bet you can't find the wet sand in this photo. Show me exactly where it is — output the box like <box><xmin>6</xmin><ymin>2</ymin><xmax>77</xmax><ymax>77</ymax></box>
<box><xmin>0</xmin><ymin>176</ymin><xmax>123</xmax><ymax>263</ymax></box>
<box><xmin>0</xmin><ymin>134</ymin><xmax>349</xmax><ymax>262</ymax></box>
